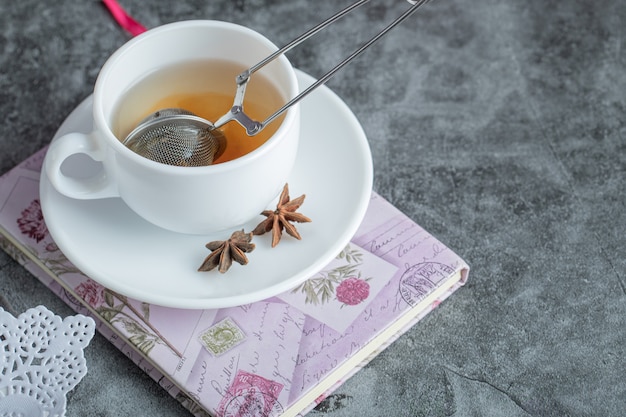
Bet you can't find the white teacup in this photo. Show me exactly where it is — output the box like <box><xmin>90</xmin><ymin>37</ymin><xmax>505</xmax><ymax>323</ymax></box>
<box><xmin>44</xmin><ymin>20</ymin><xmax>300</xmax><ymax>235</ymax></box>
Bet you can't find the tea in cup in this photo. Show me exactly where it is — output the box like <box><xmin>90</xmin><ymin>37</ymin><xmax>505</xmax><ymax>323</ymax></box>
<box><xmin>44</xmin><ymin>20</ymin><xmax>300</xmax><ymax>234</ymax></box>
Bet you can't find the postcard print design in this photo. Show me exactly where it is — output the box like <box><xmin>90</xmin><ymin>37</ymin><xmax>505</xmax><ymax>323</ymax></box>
<box><xmin>183</xmin><ymin>301</ymin><xmax>305</xmax><ymax>416</ymax></box>
<box><xmin>278</xmin><ymin>243</ymin><xmax>398</xmax><ymax>333</ymax></box>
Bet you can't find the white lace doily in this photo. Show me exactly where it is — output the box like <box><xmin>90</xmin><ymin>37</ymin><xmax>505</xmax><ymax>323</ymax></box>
<box><xmin>0</xmin><ymin>305</ymin><xmax>95</xmax><ymax>417</ymax></box>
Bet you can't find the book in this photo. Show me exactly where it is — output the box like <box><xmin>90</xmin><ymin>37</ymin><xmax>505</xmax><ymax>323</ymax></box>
<box><xmin>0</xmin><ymin>147</ymin><xmax>469</xmax><ymax>417</ymax></box>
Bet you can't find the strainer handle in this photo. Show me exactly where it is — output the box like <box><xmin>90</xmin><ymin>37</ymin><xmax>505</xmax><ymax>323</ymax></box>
<box><xmin>217</xmin><ymin>0</ymin><xmax>432</xmax><ymax>135</ymax></box>
<box><xmin>241</xmin><ymin>0</ymin><xmax>371</xmax><ymax>84</ymax></box>
<box><xmin>214</xmin><ymin>0</ymin><xmax>370</xmax><ymax>134</ymax></box>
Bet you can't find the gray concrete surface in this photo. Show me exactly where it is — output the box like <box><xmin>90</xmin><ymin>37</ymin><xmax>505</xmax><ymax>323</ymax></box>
<box><xmin>1</xmin><ymin>0</ymin><xmax>625</xmax><ymax>415</ymax></box>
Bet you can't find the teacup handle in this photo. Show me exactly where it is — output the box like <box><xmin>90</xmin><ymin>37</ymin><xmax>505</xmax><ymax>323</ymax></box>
<box><xmin>45</xmin><ymin>132</ymin><xmax>119</xmax><ymax>199</ymax></box>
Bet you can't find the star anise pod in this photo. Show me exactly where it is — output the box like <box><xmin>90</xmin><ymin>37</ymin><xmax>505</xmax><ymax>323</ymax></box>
<box><xmin>252</xmin><ymin>183</ymin><xmax>312</xmax><ymax>247</ymax></box>
<box><xmin>198</xmin><ymin>230</ymin><xmax>255</xmax><ymax>273</ymax></box>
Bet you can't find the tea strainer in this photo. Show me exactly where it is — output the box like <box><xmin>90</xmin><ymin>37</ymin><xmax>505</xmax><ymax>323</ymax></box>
<box><xmin>124</xmin><ymin>108</ymin><xmax>226</xmax><ymax>166</ymax></box>
<box><xmin>123</xmin><ymin>0</ymin><xmax>431</xmax><ymax>166</ymax></box>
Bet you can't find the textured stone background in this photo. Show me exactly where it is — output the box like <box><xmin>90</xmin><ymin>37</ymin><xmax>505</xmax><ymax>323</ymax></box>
<box><xmin>1</xmin><ymin>0</ymin><xmax>625</xmax><ymax>415</ymax></box>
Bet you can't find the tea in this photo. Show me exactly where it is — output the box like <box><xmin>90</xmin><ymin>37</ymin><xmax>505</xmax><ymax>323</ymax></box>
<box><xmin>112</xmin><ymin>59</ymin><xmax>286</xmax><ymax>164</ymax></box>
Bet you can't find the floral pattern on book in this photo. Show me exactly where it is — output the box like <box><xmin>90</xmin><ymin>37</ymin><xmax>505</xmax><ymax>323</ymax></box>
<box><xmin>291</xmin><ymin>244</ymin><xmax>372</xmax><ymax>306</ymax></box>
<box><xmin>16</xmin><ymin>199</ymin><xmax>47</xmax><ymax>243</ymax></box>
<box><xmin>336</xmin><ymin>277</ymin><xmax>370</xmax><ymax>306</ymax></box>
<box><xmin>14</xmin><ymin>199</ymin><xmax>81</xmax><ymax>276</ymax></box>
<box><xmin>75</xmin><ymin>280</ymin><xmax>182</xmax><ymax>357</ymax></box>
<box><xmin>38</xmin><ymin>242</ymin><xmax>83</xmax><ymax>277</ymax></box>
<box><xmin>14</xmin><ymin>197</ymin><xmax>181</xmax><ymax>358</ymax></box>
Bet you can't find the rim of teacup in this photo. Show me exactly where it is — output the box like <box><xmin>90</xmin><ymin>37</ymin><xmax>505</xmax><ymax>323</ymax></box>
<box><xmin>93</xmin><ymin>20</ymin><xmax>299</xmax><ymax>175</ymax></box>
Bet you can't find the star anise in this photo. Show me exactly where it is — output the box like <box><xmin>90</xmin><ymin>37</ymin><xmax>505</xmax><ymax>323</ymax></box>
<box><xmin>252</xmin><ymin>183</ymin><xmax>312</xmax><ymax>247</ymax></box>
<box><xmin>198</xmin><ymin>230</ymin><xmax>255</xmax><ymax>273</ymax></box>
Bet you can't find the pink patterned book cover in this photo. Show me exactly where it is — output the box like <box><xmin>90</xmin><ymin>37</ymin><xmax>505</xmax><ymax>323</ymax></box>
<box><xmin>0</xmin><ymin>147</ymin><xmax>469</xmax><ymax>417</ymax></box>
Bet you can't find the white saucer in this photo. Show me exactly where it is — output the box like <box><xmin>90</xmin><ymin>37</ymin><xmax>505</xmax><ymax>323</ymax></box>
<box><xmin>40</xmin><ymin>70</ymin><xmax>373</xmax><ymax>309</ymax></box>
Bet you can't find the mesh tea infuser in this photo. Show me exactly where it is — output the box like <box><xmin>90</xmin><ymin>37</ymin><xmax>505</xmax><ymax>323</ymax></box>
<box><xmin>123</xmin><ymin>0</ymin><xmax>431</xmax><ymax>166</ymax></box>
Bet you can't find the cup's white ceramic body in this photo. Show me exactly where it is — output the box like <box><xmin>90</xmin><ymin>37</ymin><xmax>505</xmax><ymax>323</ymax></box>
<box><xmin>44</xmin><ymin>20</ymin><xmax>300</xmax><ymax>235</ymax></box>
